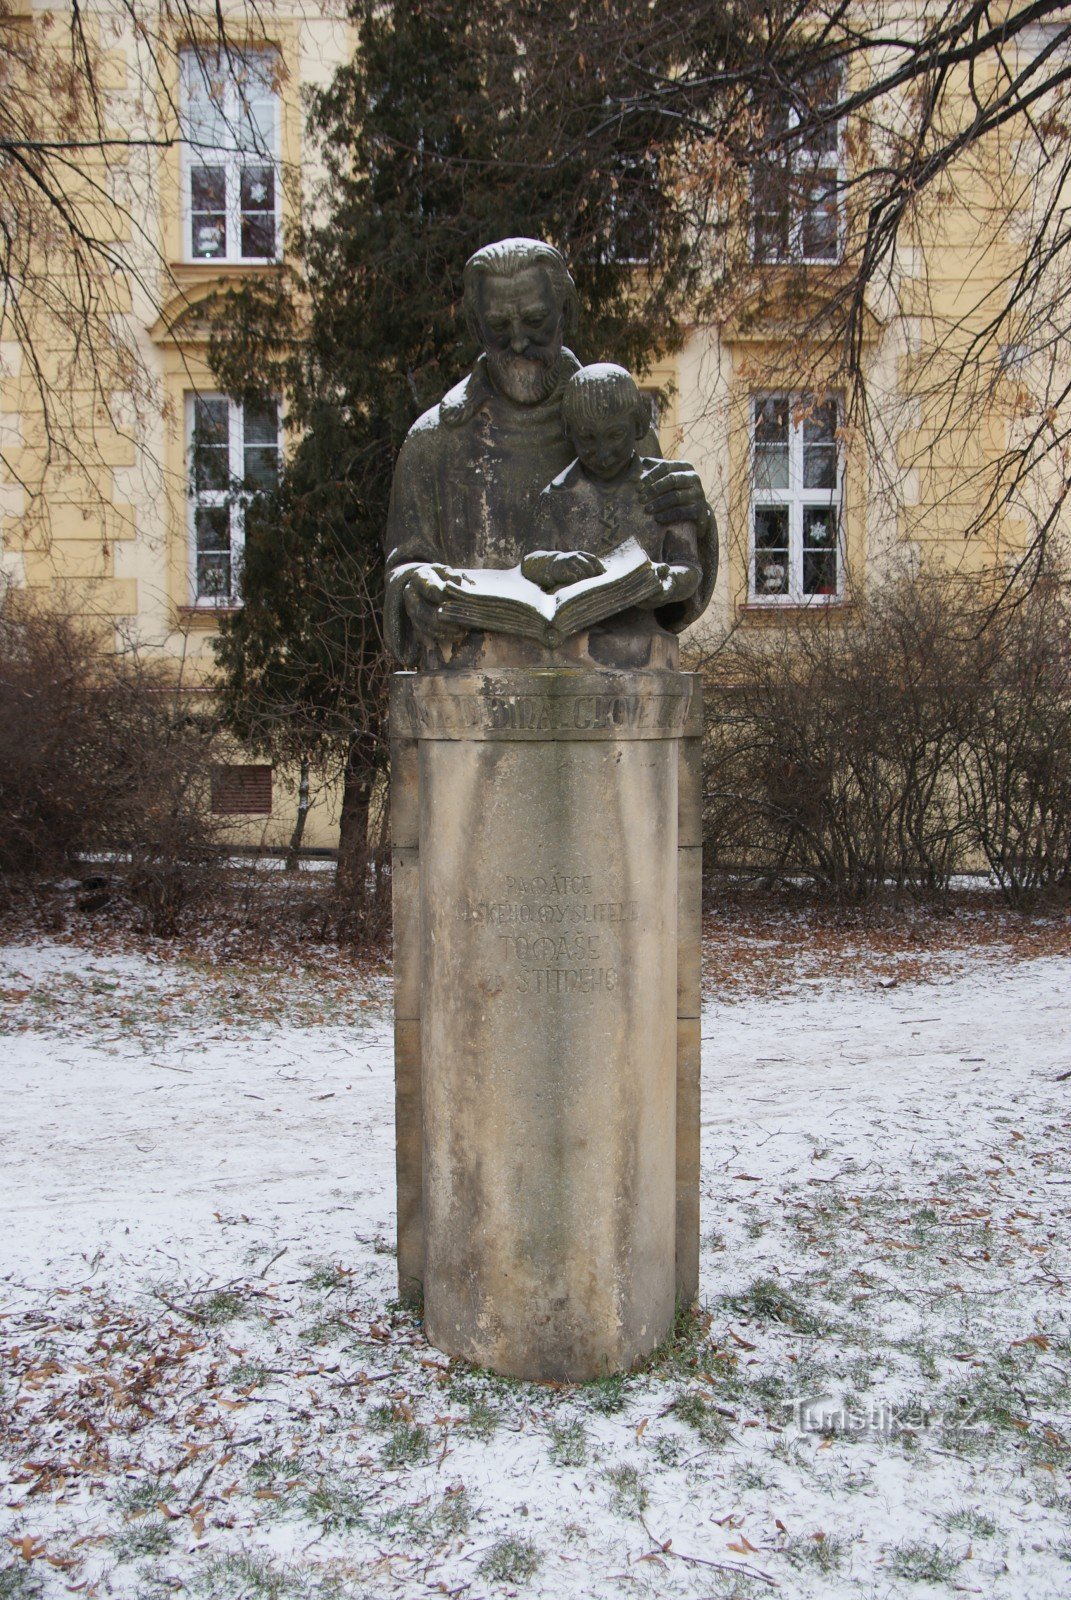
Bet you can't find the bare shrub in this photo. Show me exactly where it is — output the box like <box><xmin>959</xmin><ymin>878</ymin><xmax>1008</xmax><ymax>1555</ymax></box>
<box><xmin>957</xmin><ymin>579</ymin><xmax>1071</xmax><ymax>908</ymax></box>
<box><xmin>698</xmin><ymin>570</ymin><xmax>982</xmax><ymax>903</ymax></box>
<box><xmin>0</xmin><ymin>596</ymin><xmax>227</xmax><ymax>933</ymax></box>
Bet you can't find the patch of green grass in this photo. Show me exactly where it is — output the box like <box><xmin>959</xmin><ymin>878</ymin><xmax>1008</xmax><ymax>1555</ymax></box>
<box><xmin>110</xmin><ymin>1517</ymin><xmax>173</xmax><ymax>1560</ymax></box>
<box><xmin>303</xmin><ymin>1477</ymin><xmax>370</xmax><ymax>1532</ymax></box>
<box><xmin>229</xmin><ymin>1360</ymin><xmax>272</xmax><ymax>1389</ymax></box>
<box><xmin>733</xmin><ymin>1463</ymin><xmax>776</xmax><ymax>1492</ymax></box>
<box><xmin>194</xmin><ymin>1553</ymin><xmax>308</xmax><ymax>1600</ymax></box>
<box><xmin>944</xmin><ymin>1506</ymin><xmax>997</xmax><ymax>1539</ymax></box>
<box><xmin>115</xmin><ymin>1476</ymin><xmax>170</xmax><ymax>1515</ymax></box>
<box><xmin>381</xmin><ymin>1420</ymin><xmax>430</xmax><ymax>1468</ymax></box>
<box><xmin>605</xmin><ymin>1463</ymin><xmax>649</xmax><ymax>1518</ymax></box>
<box><xmin>885</xmin><ymin>1540</ymin><xmax>960</xmax><ymax>1584</ymax></box>
<box><xmin>479</xmin><ymin>1535</ymin><xmax>540</xmax><ymax>1585</ymax></box>
<box><xmin>300</xmin><ymin>1315</ymin><xmax>350</xmax><ymax>1347</ymax></box>
<box><xmin>586</xmin><ymin>1371</ymin><xmax>630</xmax><ymax>1413</ymax></box>
<box><xmin>378</xmin><ymin>1487</ymin><xmax>471</xmax><ymax>1545</ymax></box>
<box><xmin>644</xmin><ymin>1302</ymin><xmax>715</xmax><ymax>1376</ymax></box>
<box><xmin>193</xmin><ymin>1289</ymin><xmax>249</xmax><ymax>1326</ymax></box>
<box><xmin>547</xmin><ymin>1418</ymin><xmax>588</xmax><ymax>1467</ymax></box>
<box><xmin>704</xmin><ymin>1228</ymin><xmax>726</xmax><ymax>1252</ymax></box>
<box><xmin>671</xmin><ymin>1388</ymin><xmax>730</xmax><ymax>1445</ymax></box>
<box><xmin>783</xmin><ymin>1532</ymin><xmax>846</xmax><ymax>1573</ymax></box>
<box><xmin>248</xmin><ymin>1451</ymin><xmax>299</xmax><ymax>1488</ymax></box>
<box><xmin>305</xmin><ymin>1262</ymin><xmax>350</xmax><ymax>1292</ymax></box>
<box><xmin>727</xmin><ymin>1276</ymin><xmax>822</xmax><ymax>1334</ymax></box>
<box><xmin>648</xmin><ymin>1434</ymin><xmax>688</xmax><ymax>1466</ymax></box>
<box><xmin>0</xmin><ymin>1566</ymin><xmax>44</xmax><ymax>1600</ymax></box>
<box><xmin>463</xmin><ymin>1397</ymin><xmax>500</xmax><ymax>1439</ymax></box>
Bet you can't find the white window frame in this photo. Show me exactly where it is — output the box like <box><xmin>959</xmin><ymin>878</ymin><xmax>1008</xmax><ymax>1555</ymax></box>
<box><xmin>751</xmin><ymin>72</ymin><xmax>844</xmax><ymax>266</ymax></box>
<box><xmin>186</xmin><ymin>393</ymin><xmax>281</xmax><ymax>608</ymax></box>
<box><xmin>749</xmin><ymin>392</ymin><xmax>844</xmax><ymax>605</ymax></box>
<box><xmin>180</xmin><ymin>47</ymin><xmax>281</xmax><ymax>264</ymax></box>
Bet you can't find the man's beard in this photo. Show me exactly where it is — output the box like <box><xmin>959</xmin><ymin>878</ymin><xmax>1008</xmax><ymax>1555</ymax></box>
<box><xmin>486</xmin><ymin>343</ymin><xmax>561</xmax><ymax>405</ymax></box>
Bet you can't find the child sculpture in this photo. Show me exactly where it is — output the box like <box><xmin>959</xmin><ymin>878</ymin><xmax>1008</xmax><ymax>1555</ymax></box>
<box><xmin>523</xmin><ymin>362</ymin><xmax>702</xmax><ymax>626</ymax></box>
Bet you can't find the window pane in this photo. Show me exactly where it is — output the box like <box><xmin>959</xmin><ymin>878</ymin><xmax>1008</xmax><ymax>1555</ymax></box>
<box><xmin>238</xmin><ymin>97</ymin><xmax>275</xmax><ymax>158</ymax></box>
<box><xmin>192</xmin><ymin>399</ymin><xmax>229</xmax><ymax>491</ymax></box>
<box><xmin>197</xmin><ymin>553</ymin><xmax>232</xmax><ymax>601</ymax></box>
<box><xmin>803</xmin><ymin>547</ymin><xmax>837</xmax><ymax>594</ymax></box>
<box><xmin>754</xmin><ymin>397</ymin><xmax>790</xmax><ymax>489</ymax></box>
<box><xmin>243</xmin><ymin>400</ymin><xmax>278</xmax><ymax>444</ymax></box>
<box><xmin>755</xmin><ymin>397</ymin><xmax>789</xmax><ymax>444</ymax></box>
<box><xmin>754</xmin><ymin>505</ymin><xmax>789</xmax><ymax>595</ymax></box>
<box><xmin>754</xmin><ymin>444</ymin><xmax>789</xmax><ymax>491</ymax></box>
<box><xmin>191</xmin><ymin>163</ymin><xmax>227</xmax><ymax>259</ymax></box>
<box><xmin>752</xmin><ymin>164</ymin><xmax>790</xmax><ymax>262</ymax></box>
<box><xmin>240</xmin><ymin>165</ymin><xmax>276</xmax><ymax>256</ymax></box>
<box><xmin>800</xmin><ymin>172</ymin><xmax>839</xmax><ymax>260</ymax></box>
<box><xmin>240</xmin><ymin>165</ymin><xmax>274</xmax><ymax>212</ymax></box>
<box><xmin>803</xmin><ymin>403</ymin><xmax>837</xmax><ymax>488</ymax></box>
<box><xmin>191</xmin><ymin>166</ymin><xmax>226</xmax><ymax>211</ymax></box>
<box><xmin>195</xmin><ymin>506</ymin><xmax>232</xmax><ymax>601</ymax></box>
<box><xmin>240</xmin><ymin>213</ymin><xmax>274</xmax><ymax>258</ymax></box>
<box><xmin>798</xmin><ymin>68</ymin><xmax>841</xmax><ymax>157</ymax></box>
<box><xmin>243</xmin><ymin>448</ymin><xmax>278</xmax><ymax>491</ymax></box>
<box><xmin>243</xmin><ymin>400</ymin><xmax>280</xmax><ymax>489</ymax></box>
<box><xmin>195</xmin><ymin>504</ymin><xmax>230</xmax><ymax>552</ymax></box>
<box><xmin>803</xmin><ymin>507</ymin><xmax>838</xmax><ymax>594</ymax></box>
<box><xmin>183</xmin><ymin>57</ymin><xmax>229</xmax><ymax>150</ymax></box>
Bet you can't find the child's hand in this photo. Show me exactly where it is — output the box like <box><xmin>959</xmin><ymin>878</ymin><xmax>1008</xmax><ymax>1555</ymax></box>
<box><xmin>522</xmin><ymin>550</ymin><xmax>605</xmax><ymax>591</ymax></box>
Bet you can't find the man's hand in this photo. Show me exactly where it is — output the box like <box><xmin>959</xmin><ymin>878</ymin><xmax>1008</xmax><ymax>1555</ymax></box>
<box><xmin>641</xmin><ymin>459</ymin><xmax>711</xmax><ymax>531</ymax></box>
<box><xmin>522</xmin><ymin>549</ymin><xmax>605</xmax><ymax>592</ymax></box>
<box><xmin>402</xmin><ymin>564</ymin><xmax>466</xmax><ymax>642</ymax></box>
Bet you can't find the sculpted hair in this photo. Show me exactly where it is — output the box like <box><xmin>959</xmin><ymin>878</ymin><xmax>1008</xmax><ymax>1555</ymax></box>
<box><xmin>561</xmin><ymin>363</ymin><xmax>649</xmax><ymax>437</ymax></box>
<box><xmin>463</xmin><ymin>238</ymin><xmax>579</xmax><ymax>341</ymax></box>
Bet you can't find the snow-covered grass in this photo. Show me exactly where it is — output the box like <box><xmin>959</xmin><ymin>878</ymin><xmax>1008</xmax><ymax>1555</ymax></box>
<box><xmin>1</xmin><ymin>921</ymin><xmax>1070</xmax><ymax>1598</ymax></box>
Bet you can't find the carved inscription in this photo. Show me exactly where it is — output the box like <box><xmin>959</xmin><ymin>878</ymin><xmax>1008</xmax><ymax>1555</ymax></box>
<box><xmin>400</xmin><ymin>686</ymin><xmax>691</xmax><ymax>738</ymax></box>
<box><xmin>462</xmin><ymin>871</ymin><xmax>637</xmax><ymax>996</ymax></box>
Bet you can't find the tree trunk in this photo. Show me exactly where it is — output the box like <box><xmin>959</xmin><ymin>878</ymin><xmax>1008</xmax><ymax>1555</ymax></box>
<box><xmin>336</xmin><ymin>736</ymin><xmax>376</xmax><ymax>906</ymax></box>
<box><xmin>284</xmin><ymin>758</ymin><xmax>311</xmax><ymax>871</ymax></box>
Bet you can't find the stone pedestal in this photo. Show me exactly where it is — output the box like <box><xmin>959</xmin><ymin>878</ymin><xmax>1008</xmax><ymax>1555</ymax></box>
<box><xmin>391</xmin><ymin>662</ymin><xmax>702</xmax><ymax>1380</ymax></box>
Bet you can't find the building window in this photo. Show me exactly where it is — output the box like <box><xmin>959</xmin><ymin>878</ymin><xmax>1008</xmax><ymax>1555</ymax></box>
<box><xmin>750</xmin><ymin>394</ymin><xmax>842</xmax><ymax>602</ymax></box>
<box><xmin>187</xmin><ymin>394</ymin><xmax>281</xmax><ymax>605</ymax></box>
<box><xmin>211</xmin><ymin>764</ymin><xmax>273</xmax><ymax>815</ymax></box>
<box><xmin>752</xmin><ymin>70</ymin><xmax>842</xmax><ymax>264</ymax></box>
<box><xmin>181</xmin><ymin>48</ymin><xmax>280</xmax><ymax>262</ymax></box>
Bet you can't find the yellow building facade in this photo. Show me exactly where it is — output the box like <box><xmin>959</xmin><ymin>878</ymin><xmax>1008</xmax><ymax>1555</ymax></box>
<box><xmin>2</xmin><ymin>2</ymin><xmax>1064</xmax><ymax>849</ymax></box>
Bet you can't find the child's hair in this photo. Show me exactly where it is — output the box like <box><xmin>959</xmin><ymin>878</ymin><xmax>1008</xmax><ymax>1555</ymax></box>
<box><xmin>561</xmin><ymin>363</ymin><xmax>650</xmax><ymax>439</ymax></box>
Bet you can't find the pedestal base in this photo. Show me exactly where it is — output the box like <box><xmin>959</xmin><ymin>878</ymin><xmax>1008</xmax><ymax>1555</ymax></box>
<box><xmin>391</xmin><ymin>664</ymin><xmax>702</xmax><ymax>1379</ymax></box>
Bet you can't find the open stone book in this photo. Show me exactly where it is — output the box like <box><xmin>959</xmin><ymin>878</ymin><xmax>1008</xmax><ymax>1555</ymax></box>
<box><xmin>437</xmin><ymin>537</ymin><xmax>663</xmax><ymax>648</ymax></box>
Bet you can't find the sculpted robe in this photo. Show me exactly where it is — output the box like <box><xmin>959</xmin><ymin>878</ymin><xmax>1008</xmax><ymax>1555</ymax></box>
<box><xmin>383</xmin><ymin>349</ymin><xmax>716</xmax><ymax>665</ymax></box>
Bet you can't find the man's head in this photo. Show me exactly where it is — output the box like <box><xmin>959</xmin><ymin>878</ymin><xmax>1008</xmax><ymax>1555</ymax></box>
<box><xmin>561</xmin><ymin>363</ymin><xmax>649</xmax><ymax>482</ymax></box>
<box><xmin>463</xmin><ymin>238</ymin><xmax>578</xmax><ymax>405</ymax></box>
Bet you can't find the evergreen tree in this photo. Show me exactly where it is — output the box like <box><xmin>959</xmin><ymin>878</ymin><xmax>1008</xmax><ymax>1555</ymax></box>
<box><xmin>207</xmin><ymin>0</ymin><xmax>707</xmax><ymax>919</ymax></box>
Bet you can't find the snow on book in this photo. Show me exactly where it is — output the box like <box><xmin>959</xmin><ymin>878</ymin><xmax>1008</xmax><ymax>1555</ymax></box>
<box><xmin>437</xmin><ymin>538</ymin><xmax>663</xmax><ymax>648</ymax></box>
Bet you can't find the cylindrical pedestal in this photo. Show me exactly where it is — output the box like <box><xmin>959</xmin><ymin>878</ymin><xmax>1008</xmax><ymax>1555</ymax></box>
<box><xmin>394</xmin><ymin>668</ymin><xmax>694</xmax><ymax>1380</ymax></box>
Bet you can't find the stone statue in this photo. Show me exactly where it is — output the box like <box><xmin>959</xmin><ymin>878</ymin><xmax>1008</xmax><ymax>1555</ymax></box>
<box><xmin>386</xmin><ymin>237</ymin><xmax>710</xmax><ymax>1381</ymax></box>
<box><xmin>383</xmin><ymin>238</ymin><xmax>717</xmax><ymax>665</ymax></box>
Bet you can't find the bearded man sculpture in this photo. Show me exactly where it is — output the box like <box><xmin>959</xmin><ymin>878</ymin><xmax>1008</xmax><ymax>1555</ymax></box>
<box><xmin>385</xmin><ymin>238</ymin><xmax>712</xmax><ymax>1381</ymax></box>
<box><xmin>383</xmin><ymin>237</ymin><xmax>717</xmax><ymax>667</ymax></box>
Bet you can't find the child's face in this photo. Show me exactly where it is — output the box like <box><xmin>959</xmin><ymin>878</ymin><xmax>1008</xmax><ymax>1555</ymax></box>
<box><xmin>569</xmin><ymin>408</ymin><xmax>638</xmax><ymax>482</ymax></box>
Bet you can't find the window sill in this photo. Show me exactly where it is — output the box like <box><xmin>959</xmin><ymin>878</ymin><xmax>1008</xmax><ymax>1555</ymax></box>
<box><xmin>177</xmin><ymin>605</ymin><xmax>241</xmax><ymax>630</ymax></box>
<box><xmin>737</xmin><ymin>599</ymin><xmax>854</xmax><ymax>623</ymax></box>
<box><xmin>168</xmin><ymin>260</ymin><xmax>283</xmax><ymax>286</ymax></box>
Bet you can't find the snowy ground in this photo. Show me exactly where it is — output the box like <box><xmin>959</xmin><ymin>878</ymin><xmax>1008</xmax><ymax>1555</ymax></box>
<box><xmin>1</xmin><ymin>925</ymin><xmax>1070</xmax><ymax>1599</ymax></box>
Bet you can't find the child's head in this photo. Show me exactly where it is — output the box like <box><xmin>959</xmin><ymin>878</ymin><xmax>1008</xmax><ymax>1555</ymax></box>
<box><xmin>561</xmin><ymin>363</ymin><xmax>650</xmax><ymax>482</ymax></box>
